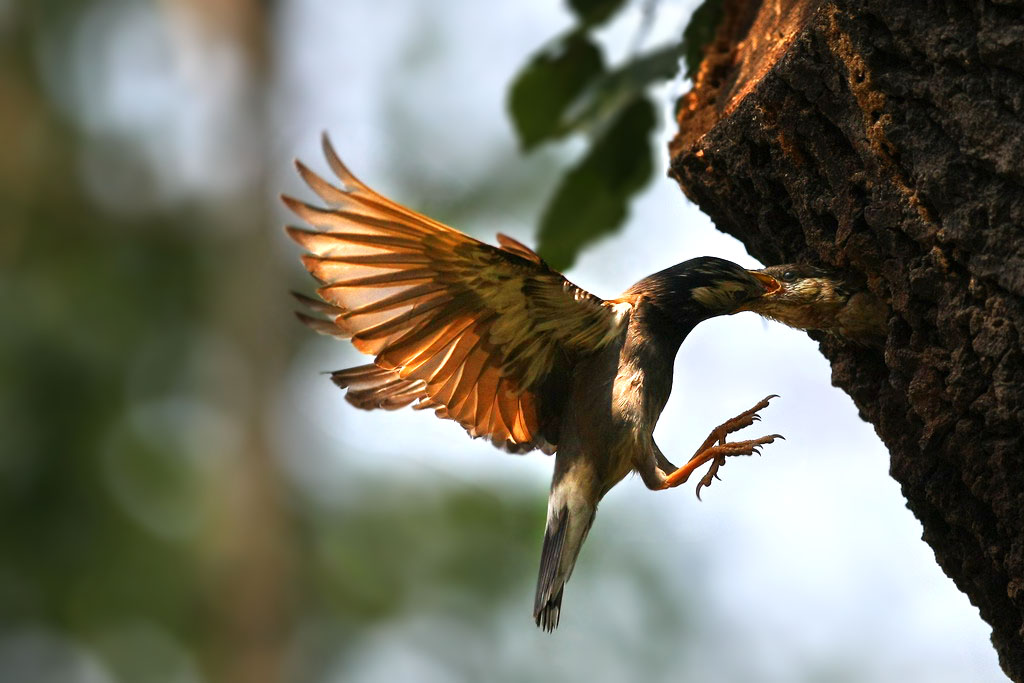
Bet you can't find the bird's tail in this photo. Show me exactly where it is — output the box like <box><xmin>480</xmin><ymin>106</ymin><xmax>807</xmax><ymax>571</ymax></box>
<box><xmin>533</xmin><ymin>482</ymin><xmax>597</xmax><ymax>632</ymax></box>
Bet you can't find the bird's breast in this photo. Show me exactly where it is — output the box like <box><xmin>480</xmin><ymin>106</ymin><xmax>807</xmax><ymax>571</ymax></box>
<box><xmin>552</xmin><ymin>324</ymin><xmax>676</xmax><ymax>497</ymax></box>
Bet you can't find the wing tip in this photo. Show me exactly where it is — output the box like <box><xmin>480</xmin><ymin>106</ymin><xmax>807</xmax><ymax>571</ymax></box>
<box><xmin>291</xmin><ymin>291</ymin><xmax>345</xmax><ymax>315</ymax></box>
<box><xmin>281</xmin><ymin>193</ymin><xmax>309</xmax><ymax>216</ymax></box>
<box><xmin>329</xmin><ymin>369</ymin><xmax>351</xmax><ymax>389</ymax></box>
<box><xmin>294</xmin><ymin>157</ymin><xmax>348</xmax><ymax>202</ymax></box>
<box><xmin>294</xmin><ymin>311</ymin><xmax>346</xmax><ymax>337</ymax></box>
<box><xmin>321</xmin><ymin>132</ymin><xmax>342</xmax><ymax>169</ymax></box>
<box><xmin>299</xmin><ymin>252</ymin><xmax>319</xmax><ymax>270</ymax></box>
<box><xmin>293</xmin><ymin>158</ymin><xmax>311</xmax><ymax>176</ymax></box>
<box><xmin>291</xmin><ymin>290</ymin><xmax>319</xmax><ymax>307</ymax></box>
<box><xmin>284</xmin><ymin>224</ymin><xmax>313</xmax><ymax>248</ymax></box>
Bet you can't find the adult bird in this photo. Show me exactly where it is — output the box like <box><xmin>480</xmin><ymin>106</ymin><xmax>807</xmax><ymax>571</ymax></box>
<box><xmin>285</xmin><ymin>135</ymin><xmax>784</xmax><ymax>632</ymax></box>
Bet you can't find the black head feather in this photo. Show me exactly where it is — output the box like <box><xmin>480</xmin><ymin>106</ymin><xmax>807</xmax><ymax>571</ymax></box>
<box><xmin>628</xmin><ymin>256</ymin><xmax>768</xmax><ymax>315</ymax></box>
<box><xmin>624</xmin><ymin>256</ymin><xmax>770</xmax><ymax>349</ymax></box>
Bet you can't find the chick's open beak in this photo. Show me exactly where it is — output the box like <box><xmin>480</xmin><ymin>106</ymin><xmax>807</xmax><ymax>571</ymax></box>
<box><xmin>748</xmin><ymin>269</ymin><xmax>782</xmax><ymax>295</ymax></box>
<box><xmin>731</xmin><ymin>270</ymin><xmax>781</xmax><ymax>314</ymax></box>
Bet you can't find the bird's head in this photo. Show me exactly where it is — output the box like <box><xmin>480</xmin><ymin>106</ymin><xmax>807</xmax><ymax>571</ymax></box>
<box><xmin>736</xmin><ymin>263</ymin><xmax>850</xmax><ymax>328</ymax></box>
<box><xmin>627</xmin><ymin>256</ymin><xmax>782</xmax><ymax>336</ymax></box>
<box><xmin>680</xmin><ymin>257</ymin><xmax>783</xmax><ymax>316</ymax></box>
<box><xmin>737</xmin><ymin>263</ymin><xmax>888</xmax><ymax>344</ymax></box>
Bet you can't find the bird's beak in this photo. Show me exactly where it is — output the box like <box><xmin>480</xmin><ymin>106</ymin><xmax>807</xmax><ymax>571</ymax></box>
<box><xmin>732</xmin><ymin>269</ymin><xmax>782</xmax><ymax>314</ymax></box>
<box><xmin>748</xmin><ymin>269</ymin><xmax>782</xmax><ymax>295</ymax></box>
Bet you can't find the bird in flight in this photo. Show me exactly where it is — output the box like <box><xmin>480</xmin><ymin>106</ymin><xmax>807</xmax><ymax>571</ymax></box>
<box><xmin>285</xmin><ymin>135</ymin><xmax>787</xmax><ymax>632</ymax></box>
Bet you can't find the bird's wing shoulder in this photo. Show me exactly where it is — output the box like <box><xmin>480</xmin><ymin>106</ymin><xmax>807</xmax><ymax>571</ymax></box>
<box><xmin>286</xmin><ymin>135</ymin><xmax>631</xmax><ymax>453</ymax></box>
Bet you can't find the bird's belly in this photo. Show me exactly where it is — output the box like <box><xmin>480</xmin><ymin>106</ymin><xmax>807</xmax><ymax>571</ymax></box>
<box><xmin>558</xmin><ymin>348</ymin><xmax>660</xmax><ymax>496</ymax></box>
<box><xmin>559</xmin><ymin>411</ymin><xmax>638</xmax><ymax>498</ymax></box>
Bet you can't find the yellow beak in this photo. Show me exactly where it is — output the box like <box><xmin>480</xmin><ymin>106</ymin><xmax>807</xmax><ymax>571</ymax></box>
<box><xmin>748</xmin><ymin>269</ymin><xmax>782</xmax><ymax>295</ymax></box>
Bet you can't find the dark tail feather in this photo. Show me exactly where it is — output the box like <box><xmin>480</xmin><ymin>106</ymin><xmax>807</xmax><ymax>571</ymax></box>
<box><xmin>534</xmin><ymin>505</ymin><xmax>569</xmax><ymax>632</ymax></box>
<box><xmin>535</xmin><ymin>587</ymin><xmax>564</xmax><ymax>633</ymax></box>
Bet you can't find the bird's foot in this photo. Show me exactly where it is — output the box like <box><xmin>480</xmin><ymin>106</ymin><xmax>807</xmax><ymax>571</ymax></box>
<box><xmin>660</xmin><ymin>396</ymin><xmax>783</xmax><ymax>497</ymax></box>
<box><xmin>692</xmin><ymin>394</ymin><xmax>779</xmax><ymax>454</ymax></box>
<box><xmin>660</xmin><ymin>434</ymin><xmax>783</xmax><ymax>494</ymax></box>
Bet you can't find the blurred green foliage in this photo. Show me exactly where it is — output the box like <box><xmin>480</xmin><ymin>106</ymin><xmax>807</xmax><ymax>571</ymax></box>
<box><xmin>508</xmin><ymin>32</ymin><xmax>605</xmax><ymax>151</ymax></box>
<box><xmin>0</xmin><ymin>1</ymin><xmax>732</xmax><ymax>682</ymax></box>
<box><xmin>507</xmin><ymin>0</ymin><xmax>725</xmax><ymax>270</ymax></box>
<box><xmin>568</xmin><ymin>0</ymin><xmax>629</xmax><ymax>26</ymax></box>
<box><xmin>537</xmin><ymin>97</ymin><xmax>655</xmax><ymax>268</ymax></box>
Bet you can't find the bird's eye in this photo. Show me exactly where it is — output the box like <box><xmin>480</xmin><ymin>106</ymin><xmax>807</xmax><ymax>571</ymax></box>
<box><xmin>782</xmin><ymin>270</ymin><xmax>798</xmax><ymax>282</ymax></box>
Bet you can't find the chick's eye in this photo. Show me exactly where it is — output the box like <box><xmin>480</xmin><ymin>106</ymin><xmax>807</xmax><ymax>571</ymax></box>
<box><xmin>782</xmin><ymin>270</ymin><xmax>798</xmax><ymax>282</ymax></box>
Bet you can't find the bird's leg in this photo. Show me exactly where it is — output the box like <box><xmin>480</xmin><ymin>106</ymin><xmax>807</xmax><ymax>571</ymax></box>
<box><xmin>660</xmin><ymin>395</ymin><xmax>783</xmax><ymax>497</ymax></box>
<box><xmin>634</xmin><ymin>439</ymin><xmax>680</xmax><ymax>491</ymax></box>
<box><xmin>653</xmin><ymin>446</ymin><xmax>679</xmax><ymax>478</ymax></box>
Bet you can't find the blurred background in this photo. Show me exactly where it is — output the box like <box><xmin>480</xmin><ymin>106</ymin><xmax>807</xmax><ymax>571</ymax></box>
<box><xmin>0</xmin><ymin>0</ymin><xmax>1007</xmax><ymax>681</ymax></box>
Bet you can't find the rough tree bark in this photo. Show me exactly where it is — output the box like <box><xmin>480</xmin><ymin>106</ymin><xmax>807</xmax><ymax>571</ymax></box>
<box><xmin>669</xmin><ymin>1</ymin><xmax>1024</xmax><ymax>679</ymax></box>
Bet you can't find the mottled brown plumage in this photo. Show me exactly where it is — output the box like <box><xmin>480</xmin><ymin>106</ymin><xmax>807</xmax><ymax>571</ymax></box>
<box><xmin>286</xmin><ymin>135</ymin><xmax>785</xmax><ymax>631</ymax></box>
<box><xmin>742</xmin><ymin>264</ymin><xmax>889</xmax><ymax>346</ymax></box>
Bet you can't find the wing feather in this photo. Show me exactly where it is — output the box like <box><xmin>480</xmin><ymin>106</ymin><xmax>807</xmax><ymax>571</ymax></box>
<box><xmin>287</xmin><ymin>135</ymin><xmax>630</xmax><ymax>453</ymax></box>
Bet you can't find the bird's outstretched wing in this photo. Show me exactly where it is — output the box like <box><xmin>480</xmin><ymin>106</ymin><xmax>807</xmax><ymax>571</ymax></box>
<box><xmin>286</xmin><ymin>135</ymin><xmax>630</xmax><ymax>453</ymax></box>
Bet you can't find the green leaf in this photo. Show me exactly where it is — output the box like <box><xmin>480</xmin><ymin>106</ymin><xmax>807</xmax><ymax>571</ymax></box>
<box><xmin>563</xmin><ymin>43</ymin><xmax>683</xmax><ymax>135</ymax></box>
<box><xmin>508</xmin><ymin>32</ymin><xmax>605</xmax><ymax>151</ymax></box>
<box><xmin>537</xmin><ymin>97</ymin><xmax>656</xmax><ymax>271</ymax></box>
<box><xmin>567</xmin><ymin>0</ymin><xmax>628</xmax><ymax>26</ymax></box>
<box><xmin>681</xmin><ymin>0</ymin><xmax>724</xmax><ymax>78</ymax></box>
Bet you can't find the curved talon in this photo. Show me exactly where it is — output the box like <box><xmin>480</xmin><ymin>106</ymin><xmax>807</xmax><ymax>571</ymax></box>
<box><xmin>696</xmin><ymin>471</ymin><xmax>716</xmax><ymax>500</ymax></box>
<box><xmin>665</xmin><ymin>397</ymin><xmax>785</xmax><ymax>494</ymax></box>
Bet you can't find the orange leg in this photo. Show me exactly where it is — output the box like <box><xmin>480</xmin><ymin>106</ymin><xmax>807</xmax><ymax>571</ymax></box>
<box><xmin>660</xmin><ymin>396</ymin><xmax>783</xmax><ymax>498</ymax></box>
<box><xmin>690</xmin><ymin>394</ymin><xmax>778</xmax><ymax>456</ymax></box>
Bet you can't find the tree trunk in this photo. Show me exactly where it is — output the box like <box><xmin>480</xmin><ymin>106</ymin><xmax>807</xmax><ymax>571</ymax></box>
<box><xmin>669</xmin><ymin>0</ymin><xmax>1024</xmax><ymax>679</ymax></box>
